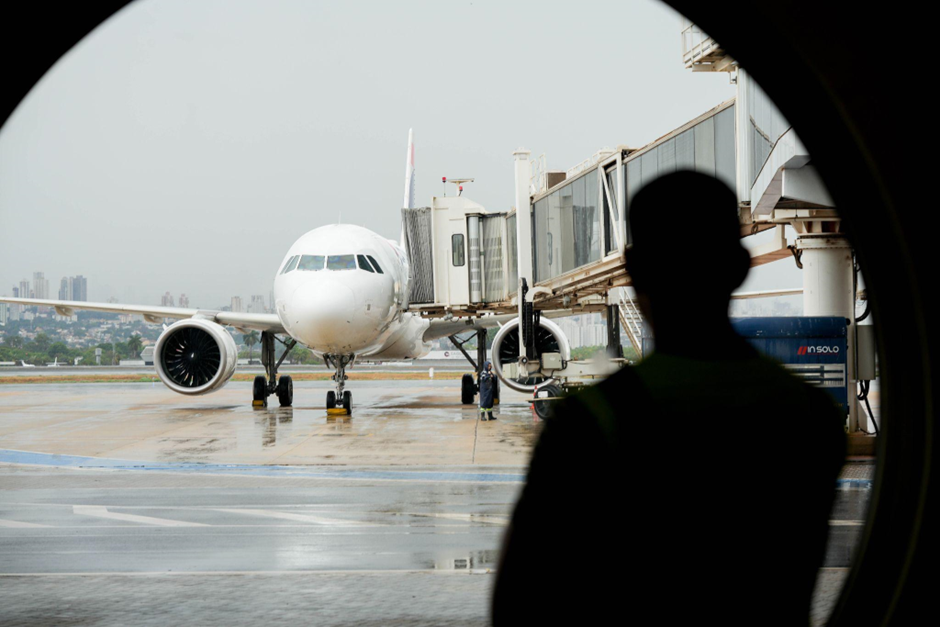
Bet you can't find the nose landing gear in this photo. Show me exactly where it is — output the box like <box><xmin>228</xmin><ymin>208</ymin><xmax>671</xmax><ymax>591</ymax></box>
<box><xmin>252</xmin><ymin>331</ymin><xmax>296</xmax><ymax>408</ymax></box>
<box><xmin>325</xmin><ymin>354</ymin><xmax>354</xmax><ymax>415</ymax></box>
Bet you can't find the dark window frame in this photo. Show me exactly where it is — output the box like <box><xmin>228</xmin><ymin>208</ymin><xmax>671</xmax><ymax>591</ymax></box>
<box><xmin>366</xmin><ymin>255</ymin><xmax>384</xmax><ymax>274</ymax></box>
<box><xmin>357</xmin><ymin>254</ymin><xmax>375</xmax><ymax>273</ymax></box>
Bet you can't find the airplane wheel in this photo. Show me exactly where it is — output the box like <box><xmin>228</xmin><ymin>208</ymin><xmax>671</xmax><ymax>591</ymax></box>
<box><xmin>277</xmin><ymin>375</ymin><xmax>293</xmax><ymax>407</ymax></box>
<box><xmin>326</xmin><ymin>391</ymin><xmax>336</xmax><ymax>409</ymax></box>
<box><xmin>252</xmin><ymin>375</ymin><xmax>267</xmax><ymax>403</ymax></box>
<box><xmin>461</xmin><ymin>373</ymin><xmax>475</xmax><ymax>405</ymax></box>
<box><xmin>342</xmin><ymin>391</ymin><xmax>352</xmax><ymax>414</ymax></box>
<box><xmin>532</xmin><ymin>384</ymin><xmax>561</xmax><ymax>420</ymax></box>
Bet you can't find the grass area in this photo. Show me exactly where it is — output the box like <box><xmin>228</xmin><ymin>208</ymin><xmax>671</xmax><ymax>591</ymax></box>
<box><xmin>0</xmin><ymin>371</ymin><xmax>470</xmax><ymax>385</ymax></box>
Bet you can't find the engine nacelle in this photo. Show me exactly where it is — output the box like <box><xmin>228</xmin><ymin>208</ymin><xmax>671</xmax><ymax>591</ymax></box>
<box><xmin>154</xmin><ymin>318</ymin><xmax>238</xmax><ymax>395</ymax></box>
<box><xmin>491</xmin><ymin>317</ymin><xmax>570</xmax><ymax>393</ymax></box>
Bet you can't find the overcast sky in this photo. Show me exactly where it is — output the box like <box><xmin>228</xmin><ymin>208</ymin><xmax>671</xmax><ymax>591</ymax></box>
<box><xmin>0</xmin><ymin>0</ymin><xmax>797</xmax><ymax>307</ymax></box>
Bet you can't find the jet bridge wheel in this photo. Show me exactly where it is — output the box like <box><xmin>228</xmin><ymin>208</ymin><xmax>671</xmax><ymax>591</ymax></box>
<box><xmin>532</xmin><ymin>384</ymin><xmax>561</xmax><ymax>421</ymax></box>
<box><xmin>252</xmin><ymin>375</ymin><xmax>267</xmax><ymax>406</ymax></box>
<box><xmin>342</xmin><ymin>391</ymin><xmax>353</xmax><ymax>414</ymax></box>
<box><xmin>461</xmin><ymin>374</ymin><xmax>476</xmax><ymax>405</ymax></box>
<box><xmin>326</xmin><ymin>391</ymin><xmax>336</xmax><ymax>409</ymax></box>
<box><xmin>276</xmin><ymin>375</ymin><xmax>293</xmax><ymax>407</ymax></box>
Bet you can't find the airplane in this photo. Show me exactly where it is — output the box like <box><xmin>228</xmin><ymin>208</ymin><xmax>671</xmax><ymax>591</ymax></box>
<box><xmin>0</xmin><ymin>130</ymin><xmax>524</xmax><ymax>412</ymax></box>
<box><xmin>47</xmin><ymin>357</ymin><xmax>61</xmax><ymax>368</ymax></box>
<box><xmin>18</xmin><ymin>360</ymin><xmax>36</xmax><ymax>368</ymax></box>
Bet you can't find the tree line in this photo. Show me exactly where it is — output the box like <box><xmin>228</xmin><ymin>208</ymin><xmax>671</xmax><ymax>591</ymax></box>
<box><xmin>0</xmin><ymin>333</ymin><xmax>145</xmax><ymax>366</ymax></box>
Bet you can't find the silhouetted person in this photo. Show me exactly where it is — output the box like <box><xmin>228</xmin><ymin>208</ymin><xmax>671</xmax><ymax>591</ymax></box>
<box><xmin>493</xmin><ymin>171</ymin><xmax>846</xmax><ymax>625</ymax></box>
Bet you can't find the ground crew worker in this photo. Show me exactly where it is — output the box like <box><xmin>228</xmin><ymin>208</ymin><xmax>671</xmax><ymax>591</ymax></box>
<box><xmin>478</xmin><ymin>360</ymin><xmax>496</xmax><ymax>421</ymax></box>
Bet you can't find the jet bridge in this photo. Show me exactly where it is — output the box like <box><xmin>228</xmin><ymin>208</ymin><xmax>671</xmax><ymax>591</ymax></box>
<box><xmin>402</xmin><ymin>195</ymin><xmax>521</xmax><ymax>317</ymax></box>
<box><xmin>404</xmin><ymin>61</ymin><xmax>872</xmax><ymax>432</ymax></box>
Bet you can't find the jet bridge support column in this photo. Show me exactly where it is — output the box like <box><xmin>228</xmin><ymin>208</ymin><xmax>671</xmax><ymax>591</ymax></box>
<box><xmin>606</xmin><ymin>304</ymin><xmax>622</xmax><ymax>359</ymax></box>
<box><xmin>513</xmin><ymin>149</ymin><xmax>533</xmax><ymax>364</ymax></box>
<box><xmin>797</xmin><ymin>234</ymin><xmax>861</xmax><ymax>431</ymax></box>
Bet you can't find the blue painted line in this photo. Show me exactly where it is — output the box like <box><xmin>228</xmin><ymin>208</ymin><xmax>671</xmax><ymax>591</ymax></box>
<box><xmin>0</xmin><ymin>449</ymin><xmax>526</xmax><ymax>483</ymax></box>
<box><xmin>0</xmin><ymin>449</ymin><xmax>872</xmax><ymax>488</ymax></box>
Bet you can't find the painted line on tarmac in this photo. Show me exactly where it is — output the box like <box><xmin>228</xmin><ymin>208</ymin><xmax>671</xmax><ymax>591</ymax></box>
<box><xmin>0</xmin><ymin>449</ymin><xmax>527</xmax><ymax>483</ymax></box>
<box><xmin>405</xmin><ymin>512</ymin><xmax>509</xmax><ymax>526</ymax></box>
<box><xmin>213</xmin><ymin>508</ymin><xmax>384</xmax><ymax>526</ymax></box>
<box><xmin>0</xmin><ymin>449</ymin><xmax>875</xmax><ymax>487</ymax></box>
<box><xmin>0</xmin><ymin>518</ymin><xmax>50</xmax><ymax>528</ymax></box>
<box><xmin>73</xmin><ymin>505</ymin><xmax>209</xmax><ymax>527</ymax></box>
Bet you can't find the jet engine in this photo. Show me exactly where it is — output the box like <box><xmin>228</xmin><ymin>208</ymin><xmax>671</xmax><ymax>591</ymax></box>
<box><xmin>154</xmin><ymin>318</ymin><xmax>238</xmax><ymax>395</ymax></box>
<box><xmin>491</xmin><ymin>315</ymin><xmax>570</xmax><ymax>393</ymax></box>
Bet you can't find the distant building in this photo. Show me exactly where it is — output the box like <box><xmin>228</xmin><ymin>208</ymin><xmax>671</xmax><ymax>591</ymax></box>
<box><xmin>12</xmin><ymin>286</ymin><xmax>18</xmax><ymax>298</ymax></box>
<box><xmin>248</xmin><ymin>295</ymin><xmax>265</xmax><ymax>314</ymax></box>
<box><xmin>32</xmin><ymin>272</ymin><xmax>48</xmax><ymax>300</ymax></box>
<box><xmin>59</xmin><ymin>277</ymin><xmax>72</xmax><ymax>300</ymax></box>
<box><xmin>0</xmin><ymin>302</ymin><xmax>8</xmax><ymax>325</ymax></box>
<box><xmin>179</xmin><ymin>294</ymin><xmax>190</xmax><ymax>308</ymax></box>
<box><xmin>70</xmin><ymin>276</ymin><xmax>88</xmax><ymax>301</ymax></box>
<box><xmin>231</xmin><ymin>296</ymin><xmax>243</xmax><ymax>313</ymax></box>
<box><xmin>19</xmin><ymin>280</ymin><xmax>30</xmax><ymax>301</ymax></box>
<box><xmin>161</xmin><ymin>291</ymin><xmax>175</xmax><ymax>307</ymax></box>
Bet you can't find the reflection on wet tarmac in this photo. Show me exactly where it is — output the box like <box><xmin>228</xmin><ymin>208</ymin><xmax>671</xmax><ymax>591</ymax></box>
<box><xmin>0</xmin><ymin>381</ymin><xmax>540</xmax><ymax>467</ymax></box>
<box><xmin>431</xmin><ymin>549</ymin><xmax>500</xmax><ymax>571</ymax></box>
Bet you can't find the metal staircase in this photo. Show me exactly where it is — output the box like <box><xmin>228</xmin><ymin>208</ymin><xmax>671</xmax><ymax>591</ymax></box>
<box><xmin>617</xmin><ymin>288</ymin><xmax>644</xmax><ymax>358</ymax></box>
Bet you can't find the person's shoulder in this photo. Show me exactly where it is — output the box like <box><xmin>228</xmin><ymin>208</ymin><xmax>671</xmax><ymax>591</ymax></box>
<box><xmin>549</xmin><ymin>367</ymin><xmax>649</xmax><ymax>446</ymax></box>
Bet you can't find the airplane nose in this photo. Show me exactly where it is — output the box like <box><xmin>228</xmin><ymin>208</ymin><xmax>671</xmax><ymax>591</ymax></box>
<box><xmin>288</xmin><ymin>280</ymin><xmax>359</xmax><ymax>350</ymax></box>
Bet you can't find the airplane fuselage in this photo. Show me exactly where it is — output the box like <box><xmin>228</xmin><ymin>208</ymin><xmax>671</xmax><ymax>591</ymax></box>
<box><xmin>273</xmin><ymin>224</ymin><xmax>431</xmax><ymax>360</ymax></box>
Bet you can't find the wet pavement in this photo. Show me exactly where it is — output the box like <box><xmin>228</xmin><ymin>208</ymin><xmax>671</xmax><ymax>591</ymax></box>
<box><xmin>0</xmin><ymin>360</ymin><xmax>470</xmax><ymax>377</ymax></box>
<box><xmin>0</xmin><ymin>381</ymin><xmax>540</xmax><ymax>466</ymax></box>
<box><xmin>0</xmin><ymin>381</ymin><xmax>872</xmax><ymax>625</ymax></box>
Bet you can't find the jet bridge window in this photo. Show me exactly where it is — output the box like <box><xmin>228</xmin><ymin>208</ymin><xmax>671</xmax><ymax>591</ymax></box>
<box><xmin>281</xmin><ymin>255</ymin><xmax>300</xmax><ymax>274</ymax></box>
<box><xmin>297</xmin><ymin>255</ymin><xmax>325</xmax><ymax>271</ymax></box>
<box><xmin>452</xmin><ymin>234</ymin><xmax>465</xmax><ymax>266</ymax></box>
<box><xmin>327</xmin><ymin>255</ymin><xmax>357</xmax><ymax>270</ymax></box>
<box><xmin>366</xmin><ymin>255</ymin><xmax>384</xmax><ymax>274</ymax></box>
<box><xmin>357</xmin><ymin>255</ymin><xmax>375</xmax><ymax>273</ymax></box>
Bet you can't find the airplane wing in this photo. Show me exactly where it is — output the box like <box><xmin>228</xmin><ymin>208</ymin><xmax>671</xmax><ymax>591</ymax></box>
<box><xmin>423</xmin><ymin>313</ymin><xmax>517</xmax><ymax>342</ymax></box>
<box><xmin>422</xmin><ymin>309</ymin><xmax>574</xmax><ymax>343</ymax></box>
<box><xmin>0</xmin><ymin>297</ymin><xmax>286</xmax><ymax>334</ymax></box>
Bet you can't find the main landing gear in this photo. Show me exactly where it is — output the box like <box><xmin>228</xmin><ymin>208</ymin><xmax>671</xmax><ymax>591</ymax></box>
<box><xmin>252</xmin><ymin>331</ymin><xmax>297</xmax><ymax>408</ymax></box>
<box><xmin>324</xmin><ymin>354</ymin><xmax>354</xmax><ymax>414</ymax></box>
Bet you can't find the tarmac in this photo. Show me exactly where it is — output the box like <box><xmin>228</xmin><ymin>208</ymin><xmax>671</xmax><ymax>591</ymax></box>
<box><xmin>0</xmin><ymin>379</ymin><xmax>873</xmax><ymax>626</ymax></box>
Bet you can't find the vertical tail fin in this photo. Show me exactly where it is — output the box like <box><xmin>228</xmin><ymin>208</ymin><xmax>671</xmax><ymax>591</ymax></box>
<box><xmin>402</xmin><ymin>128</ymin><xmax>415</xmax><ymax>209</ymax></box>
<box><xmin>400</xmin><ymin>128</ymin><xmax>415</xmax><ymax>248</ymax></box>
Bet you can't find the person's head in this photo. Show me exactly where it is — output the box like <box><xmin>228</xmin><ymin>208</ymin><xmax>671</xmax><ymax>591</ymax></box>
<box><xmin>624</xmin><ymin>171</ymin><xmax>749</xmax><ymax>329</ymax></box>
<box><xmin>484</xmin><ymin>360</ymin><xmax>492</xmax><ymax>372</ymax></box>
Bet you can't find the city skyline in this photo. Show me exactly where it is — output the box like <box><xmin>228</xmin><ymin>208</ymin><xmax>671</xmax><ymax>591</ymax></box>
<box><xmin>6</xmin><ymin>270</ymin><xmax>268</xmax><ymax>313</ymax></box>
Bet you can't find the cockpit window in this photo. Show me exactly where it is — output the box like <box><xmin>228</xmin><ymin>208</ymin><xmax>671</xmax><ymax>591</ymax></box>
<box><xmin>357</xmin><ymin>255</ymin><xmax>375</xmax><ymax>273</ymax></box>
<box><xmin>297</xmin><ymin>255</ymin><xmax>325</xmax><ymax>271</ymax></box>
<box><xmin>327</xmin><ymin>254</ymin><xmax>357</xmax><ymax>270</ymax></box>
<box><xmin>366</xmin><ymin>255</ymin><xmax>384</xmax><ymax>274</ymax></box>
<box><xmin>281</xmin><ymin>255</ymin><xmax>300</xmax><ymax>274</ymax></box>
